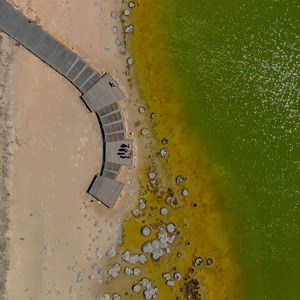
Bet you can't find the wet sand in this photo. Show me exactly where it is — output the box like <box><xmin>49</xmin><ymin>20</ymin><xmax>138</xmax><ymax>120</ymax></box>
<box><xmin>1</xmin><ymin>0</ymin><xmax>138</xmax><ymax>299</ymax></box>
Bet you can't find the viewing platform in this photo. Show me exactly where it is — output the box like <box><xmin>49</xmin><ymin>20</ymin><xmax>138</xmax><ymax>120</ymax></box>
<box><xmin>0</xmin><ymin>0</ymin><xmax>132</xmax><ymax>207</ymax></box>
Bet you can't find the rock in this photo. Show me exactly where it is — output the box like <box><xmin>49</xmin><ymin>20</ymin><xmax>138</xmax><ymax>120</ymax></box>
<box><xmin>77</xmin><ymin>272</ymin><xmax>83</xmax><ymax>282</ymax></box>
<box><xmin>132</xmin><ymin>208</ymin><xmax>140</xmax><ymax>217</ymax></box>
<box><xmin>174</xmin><ymin>272</ymin><xmax>182</xmax><ymax>280</ymax></box>
<box><xmin>89</xmin><ymin>274</ymin><xmax>94</xmax><ymax>280</ymax></box>
<box><xmin>163</xmin><ymin>273</ymin><xmax>171</xmax><ymax>280</ymax></box>
<box><xmin>141</xmin><ymin>226</ymin><xmax>151</xmax><ymax>236</ymax></box>
<box><xmin>132</xmin><ymin>284</ymin><xmax>141</xmax><ymax>293</ymax></box>
<box><xmin>141</xmin><ymin>128</ymin><xmax>148</xmax><ymax>136</ymax></box>
<box><xmin>128</xmin><ymin>1</ymin><xmax>136</xmax><ymax>8</ymax></box>
<box><xmin>122</xmin><ymin>250</ymin><xmax>131</xmax><ymax>261</ymax></box>
<box><xmin>139</xmin><ymin>199</ymin><xmax>146</xmax><ymax>209</ymax></box>
<box><xmin>206</xmin><ymin>257</ymin><xmax>214</xmax><ymax>266</ymax></box>
<box><xmin>125</xmin><ymin>267</ymin><xmax>133</xmax><ymax>276</ymax></box>
<box><xmin>111</xmin><ymin>26</ymin><xmax>118</xmax><ymax>33</ymax></box>
<box><xmin>124</xmin><ymin>9</ymin><xmax>131</xmax><ymax>16</ymax></box>
<box><xmin>138</xmin><ymin>106</ymin><xmax>145</xmax><ymax>113</ymax></box>
<box><xmin>160</xmin><ymin>148</ymin><xmax>169</xmax><ymax>158</ymax></box>
<box><xmin>133</xmin><ymin>267</ymin><xmax>141</xmax><ymax>276</ymax></box>
<box><xmin>160</xmin><ymin>207</ymin><xmax>168</xmax><ymax>216</ymax></box>
<box><xmin>140</xmin><ymin>278</ymin><xmax>150</xmax><ymax>287</ymax></box>
<box><xmin>112</xmin><ymin>294</ymin><xmax>121</xmax><ymax>300</ymax></box>
<box><xmin>103</xmin><ymin>294</ymin><xmax>110</xmax><ymax>300</ymax></box>
<box><xmin>177</xmin><ymin>252</ymin><xmax>182</xmax><ymax>258</ymax></box>
<box><xmin>194</xmin><ymin>257</ymin><xmax>203</xmax><ymax>266</ymax></box>
<box><xmin>125</xmin><ymin>25</ymin><xmax>135</xmax><ymax>33</ymax></box>
<box><xmin>148</xmin><ymin>172</ymin><xmax>156</xmax><ymax>179</ymax></box>
<box><xmin>166</xmin><ymin>223</ymin><xmax>176</xmax><ymax>233</ymax></box>
<box><xmin>106</xmin><ymin>246</ymin><xmax>116</xmax><ymax>258</ymax></box>
<box><xmin>182</xmin><ymin>189</ymin><xmax>189</xmax><ymax>196</ymax></box>
<box><xmin>165</xmin><ymin>247</ymin><xmax>171</xmax><ymax>254</ymax></box>
<box><xmin>161</xmin><ymin>138</ymin><xmax>168</xmax><ymax>145</ymax></box>
<box><xmin>150</xmin><ymin>112</ymin><xmax>157</xmax><ymax>119</ymax></box>
<box><xmin>111</xmin><ymin>11</ymin><xmax>117</xmax><ymax>18</ymax></box>
<box><xmin>176</xmin><ymin>175</ymin><xmax>185</xmax><ymax>184</ymax></box>
<box><xmin>127</xmin><ymin>57</ymin><xmax>134</xmax><ymax>65</ymax></box>
<box><xmin>167</xmin><ymin>280</ymin><xmax>175</xmax><ymax>286</ymax></box>
<box><xmin>139</xmin><ymin>254</ymin><xmax>147</xmax><ymax>264</ymax></box>
<box><xmin>115</xmin><ymin>38</ymin><xmax>123</xmax><ymax>46</ymax></box>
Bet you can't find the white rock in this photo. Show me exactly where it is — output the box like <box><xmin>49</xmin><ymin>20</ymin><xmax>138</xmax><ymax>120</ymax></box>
<box><xmin>142</xmin><ymin>242</ymin><xmax>153</xmax><ymax>254</ymax></box>
<box><xmin>124</xmin><ymin>267</ymin><xmax>133</xmax><ymax>276</ymax></box>
<box><xmin>141</xmin><ymin>128</ymin><xmax>148</xmax><ymax>136</ymax></box>
<box><xmin>111</xmin><ymin>11</ymin><xmax>117</xmax><ymax>18</ymax></box>
<box><xmin>138</xmin><ymin>106</ymin><xmax>145</xmax><ymax>113</ymax></box>
<box><xmin>133</xmin><ymin>267</ymin><xmax>141</xmax><ymax>276</ymax></box>
<box><xmin>141</xmin><ymin>226</ymin><xmax>151</xmax><ymax>236</ymax></box>
<box><xmin>148</xmin><ymin>172</ymin><xmax>156</xmax><ymax>179</ymax></box>
<box><xmin>139</xmin><ymin>200</ymin><xmax>146</xmax><ymax>209</ymax></box>
<box><xmin>139</xmin><ymin>254</ymin><xmax>147</xmax><ymax>264</ymax></box>
<box><xmin>174</xmin><ymin>272</ymin><xmax>182</xmax><ymax>280</ymax></box>
<box><xmin>163</xmin><ymin>273</ymin><xmax>171</xmax><ymax>280</ymax></box>
<box><xmin>160</xmin><ymin>207</ymin><xmax>168</xmax><ymax>215</ymax></box>
<box><xmin>129</xmin><ymin>254</ymin><xmax>140</xmax><ymax>264</ymax></box>
<box><xmin>124</xmin><ymin>9</ymin><xmax>131</xmax><ymax>16</ymax></box>
<box><xmin>167</xmin><ymin>223</ymin><xmax>176</xmax><ymax>233</ymax></box>
<box><xmin>182</xmin><ymin>189</ymin><xmax>189</xmax><ymax>196</ymax></box>
<box><xmin>140</xmin><ymin>278</ymin><xmax>150</xmax><ymax>287</ymax></box>
<box><xmin>128</xmin><ymin>1</ymin><xmax>136</xmax><ymax>8</ymax></box>
<box><xmin>106</xmin><ymin>246</ymin><xmax>116</xmax><ymax>257</ymax></box>
<box><xmin>132</xmin><ymin>284</ymin><xmax>141</xmax><ymax>293</ymax></box>
<box><xmin>103</xmin><ymin>294</ymin><xmax>110</xmax><ymax>300</ymax></box>
<box><xmin>127</xmin><ymin>57</ymin><xmax>134</xmax><ymax>65</ymax></box>
<box><xmin>112</xmin><ymin>294</ymin><xmax>121</xmax><ymax>300</ymax></box>
<box><xmin>132</xmin><ymin>208</ymin><xmax>140</xmax><ymax>217</ymax></box>
<box><xmin>160</xmin><ymin>148</ymin><xmax>169</xmax><ymax>158</ymax></box>
<box><xmin>151</xmin><ymin>240</ymin><xmax>160</xmax><ymax>249</ymax></box>
<box><xmin>121</xmin><ymin>250</ymin><xmax>131</xmax><ymax>261</ymax></box>
<box><xmin>152</xmin><ymin>252</ymin><xmax>160</xmax><ymax>260</ymax></box>
<box><xmin>167</xmin><ymin>280</ymin><xmax>175</xmax><ymax>286</ymax></box>
<box><xmin>165</xmin><ymin>247</ymin><xmax>171</xmax><ymax>254</ymax></box>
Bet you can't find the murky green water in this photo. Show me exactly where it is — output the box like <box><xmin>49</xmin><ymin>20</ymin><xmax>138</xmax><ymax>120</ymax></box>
<box><xmin>156</xmin><ymin>1</ymin><xmax>299</xmax><ymax>299</ymax></box>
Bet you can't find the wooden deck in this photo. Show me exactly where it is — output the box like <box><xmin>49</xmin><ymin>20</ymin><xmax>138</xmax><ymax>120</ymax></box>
<box><xmin>0</xmin><ymin>0</ymin><xmax>132</xmax><ymax>207</ymax></box>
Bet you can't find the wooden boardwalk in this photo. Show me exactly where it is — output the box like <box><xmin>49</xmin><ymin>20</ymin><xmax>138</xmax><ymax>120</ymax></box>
<box><xmin>0</xmin><ymin>0</ymin><xmax>132</xmax><ymax>208</ymax></box>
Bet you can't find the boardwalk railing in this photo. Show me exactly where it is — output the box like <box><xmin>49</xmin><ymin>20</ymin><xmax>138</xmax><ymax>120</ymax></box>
<box><xmin>0</xmin><ymin>0</ymin><xmax>132</xmax><ymax>208</ymax></box>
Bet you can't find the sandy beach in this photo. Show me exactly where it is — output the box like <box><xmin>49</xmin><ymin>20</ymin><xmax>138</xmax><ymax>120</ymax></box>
<box><xmin>1</xmin><ymin>0</ymin><xmax>138</xmax><ymax>299</ymax></box>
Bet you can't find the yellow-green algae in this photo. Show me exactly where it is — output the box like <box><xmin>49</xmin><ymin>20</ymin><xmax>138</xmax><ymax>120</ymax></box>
<box><xmin>106</xmin><ymin>1</ymin><xmax>243</xmax><ymax>299</ymax></box>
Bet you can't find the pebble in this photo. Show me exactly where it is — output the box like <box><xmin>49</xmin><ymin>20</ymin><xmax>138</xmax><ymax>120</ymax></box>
<box><xmin>115</xmin><ymin>38</ymin><xmax>123</xmax><ymax>46</ymax></box>
<box><xmin>163</xmin><ymin>273</ymin><xmax>171</xmax><ymax>280</ymax></box>
<box><xmin>125</xmin><ymin>25</ymin><xmax>135</xmax><ymax>33</ymax></box>
<box><xmin>103</xmin><ymin>294</ymin><xmax>110</xmax><ymax>300</ymax></box>
<box><xmin>89</xmin><ymin>274</ymin><xmax>94</xmax><ymax>280</ymax></box>
<box><xmin>124</xmin><ymin>9</ymin><xmax>131</xmax><ymax>16</ymax></box>
<box><xmin>141</xmin><ymin>128</ymin><xmax>148</xmax><ymax>136</ymax></box>
<box><xmin>111</xmin><ymin>26</ymin><xmax>118</xmax><ymax>33</ymax></box>
<box><xmin>112</xmin><ymin>294</ymin><xmax>121</xmax><ymax>300</ymax></box>
<box><xmin>106</xmin><ymin>246</ymin><xmax>116</xmax><ymax>258</ymax></box>
<box><xmin>160</xmin><ymin>207</ymin><xmax>168</xmax><ymax>215</ymax></box>
<box><xmin>148</xmin><ymin>172</ymin><xmax>156</xmax><ymax>179</ymax></box>
<box><xmin>111</xmin><ymin>11</ymin><xmax>117</xmax><ymax>18</ymax></box>
<box><xmin>150</xmin><ymin>112</ymin><xmax>157</xmax><ymax>119</ymax></box>
<box><xmin>129</xmin><ymin>1</ymin><xmax>136</xmax><ymax>8</ymax></box>
<box><xmin>160</xmin><ymin>148</ymin><xmax>169</xmax><ymax>158</ymax></box>
<box><xmin>182</xmin><ymin>189</ymin><xmax>189</xmax><ymax>196</ymax></box>
<box><xmin>194</xmin><ymin>257</ymin><xmax>203</xmax><ymax>266</ymax></box>
<box><xmin>133</xmin><ymin>267</ymin><xmax>141</xmax><ymax>276</ymax></box>
<box><xmin>167</xmin><ymin>280</ymin><xmax>175</xmax><ymax>286</ymax></box>
<box><xmin>206</xmin><ymin>257</ymin><xmax>214</xmax><ymax>266</ymax></box>
<box><xmin>139</xmin><ymin>199</ymin><xmax>146</xmax><ymax>209</ymax></box>
<box><xmin>132</xmin><ymin>208</ymin><xmax>140</xmax><ymax>217</ymax></box>
<box><xmin>132</xmin><ymin>284</ymin><xmax>141</xmax><ymax>293</ymax></box>
<box><xmin>174</xmin><ymin>272</ymin><xmax>182</xmax><ymax>280</ymax></box>
<box><xmin>162</xmin><ymin>138</ymin><xmax>168</xmax><ymax>144</ymax></box>
<box><xmin>166</xmin><ymin>223</ymin><xmax>176</xmax><ymax>233</ymax></box>
<box><xmin>127</xmin><ymin>57</ymin><xmax>134</xmax><ymax>65</ymax></box>
<box><xmin>176</xmin><ymin>175</ymin><xmax>185</xmax><ymax>184</ymax></box>
<box><xmin>138</xmin><ymin>106</ymin><xmax>145</xmax><ymax>113</ymax></box>
<box><xmin>125</xmin><ymin>267</ymin><xmax>133</xmax><ymax>276</ymax></box>
<box><xmin>165</xmin><ymin>247</ymin><xmax>171</xmax><ymax>254</ymax></box>
<box><xmin>141</xmin><ymin>226</ymin><xmax>151</xmax><ymax>236</ymax></box>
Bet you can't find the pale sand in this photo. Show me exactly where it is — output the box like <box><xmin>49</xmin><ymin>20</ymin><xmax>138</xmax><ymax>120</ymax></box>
<box><xmin>2</xmin><ymin>0</ymin><xmax>138</xmax><ymax>299</ymax></box>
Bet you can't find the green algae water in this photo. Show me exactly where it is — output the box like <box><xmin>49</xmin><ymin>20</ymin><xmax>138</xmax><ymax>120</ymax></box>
<box><xmin>132</xmin><ymin>0</ymin><xmax>300</xmax><ymax>299</ymax></box>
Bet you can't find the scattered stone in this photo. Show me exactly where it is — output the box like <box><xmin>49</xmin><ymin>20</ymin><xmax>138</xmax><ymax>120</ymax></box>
<box><xmin>141</xmin><ymin>128</ymin><xmax>148</xmax><ymax>136</ymax></box>
<box><xmin>162</xmin><ymin>138</ymin><xmax>168</xmax><ymax>145</ymax></box>
<box><xmin>194</xmin><ymin>257</ymin><xmax>203</xmax><ymax>266</ymax></box>
<box><xmin>174</xmin><ymin>272</ymin><xmax>182</xmax><ymax>280</ymax></box>
<box><xmin>139</xmin><ymin>199</ymin><xmax>146</xmax><ymax>209</ymax></box>
<box><xmin>125</xmin><ymin>25</ymin><xmax>135</xmax><ymax>33</ymax></box>
<box><xmin>167</xmin><ymin>280</ymin><xmax>175</xmax><ymax>286</ymax></box>
<box><xmin>160</xmin><ymin>148</ymin><xmax>169</xmax><ymax>158</ymax></box>
<box><xmin>133</xmin><ymin>267</ymin><xmax>141</xmax><ymax>276</ymax></box>
<box><xmin>150</xmin><ymin>112</ymin><xmax>157</xmax><ymax>119</ymax></box>
<box><xmin>138</xmin><ymin>106</ymin><xmax>145</xmax><ymax>113</ymax></box>
<box><xmin>128</xmin><ymin>1</ymin><xmax>136</xmax><ymax>8</ymax></box>
<box><xmin>165</xmin><ymin>247</ymin><xmax>171</xmax><ymax>254</ymax></box>
<box><xmin>77</xmin><ymin>272</ymin><xmax>83</xmax><ymax>282</ymax></box>
<box><xmin>176</xmin><ymin>175</ymin><xmax>186</xmax><ymax>184</ymax></box>
<box><xmin>125</xmin><ymin>267</ymin><xmax>133</xmax><ymax>276</ymax></box>
<box><xmin>132</xmin><ymin>208</ymin><xmax>140</xmax><ymax>217</ymax></box>
<box><xmin>133</xmin><ymin>284</ymin><xmax>141</xmax><ymax>293</ymax></box>
<box><xmin>206</xmin><ymin>257</ymin><xmax>214</xmax><ymax>266</ymax></box>
<box><xmin>91</xmin><ymin>263</ymin><xmax>98</xmax><ymax>270</ymax></box>
<box><xmin>89</xmin><ymin>274</ymin><xmax>94</xmax><ymax>280</ymax></box>
<box><xmin>111</xmin><ymin>11</ymin><xmax>117</xmax><ymax>18</ymax></box>
<box><xmin>166</xmin><ymin>223</ymin><xmax>176</xmax><ymax>233</ymax></box>
<box><xmin>111</xmin><ymin>26</ymin><xmax>118</xmax><ymax>33</ymax></box>
<box><xmin>148</xmin><ymin>172</ymin><xmax>156</xmax><ymax>179</ymax></box>
<box><xmin>160</xmin><ymin>207</ymin><xmax>168</xmax><ymax>216</ymax></box>
<box><xmin>127</xmin><ymin>57</ymin><xmax>134</xmax><ymax>65</ymax></box>
<box><xmin>103</xmin><ymin>294</ymin><xmax>110</xmax><ymax>300</ymax></box>
<box><xmin>115</xmin><ymin>38</ymin><xmax>123</xmax><ymax>46</ymax></box>
<box><xmin>112</xmin><ymin>294</ymin><xmax>121</xmax><ymax>300</ymax></box>
<box><xmin>124</xmin><ymin>9</ymin><xmax>131</xmax><ymax>16</ymax></box>
<box><xmin>163</xmin><ymin>273</ymin><xmax>171</xmax><ymax>280</ymax></box>
<box><xmin>177</xmin><ymin>252</ymin><xmax>182</xmax><ymax>258</ymax></box>
<box><xmin>139</xmin><ymin>254</ymin><xmax>147</xmax><ymax>264</ymax></box>
<box><xmin>141</xmin><ymin>226</ymin><xmax>151</xmax><ymax>237</ymax></box>
<box><xmin>182</xmin><ymin>189</ymin><xmax>189</xmax><ymax>196</ymax></box>
<box><xmin>106</xmin><ymin>246</ymin><xmax>116</xmax><ymax>258</ymax></box>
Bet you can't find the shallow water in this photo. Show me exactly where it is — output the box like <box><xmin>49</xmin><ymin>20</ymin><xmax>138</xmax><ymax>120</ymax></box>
<box><xmin>130</xmin><ymin>0</ymin><xmax>300</xmax><ymax>299</ymax></box>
